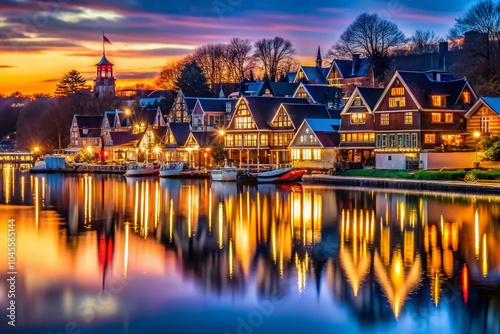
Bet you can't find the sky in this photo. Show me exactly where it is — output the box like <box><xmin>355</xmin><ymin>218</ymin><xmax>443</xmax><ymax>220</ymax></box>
<box><xmin>0</xmin><ymin>0</ymin><xmax>475</xmax><ymax>95</ymax></box>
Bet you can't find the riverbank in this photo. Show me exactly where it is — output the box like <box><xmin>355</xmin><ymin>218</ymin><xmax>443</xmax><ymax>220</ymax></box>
<box><xmin>302</xmin><ymin>174</ymin><xmax>500</xmax><ymax>194</ymax></box>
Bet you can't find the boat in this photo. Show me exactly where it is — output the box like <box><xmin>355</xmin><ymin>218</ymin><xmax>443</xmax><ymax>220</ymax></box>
<box><xmin>124</xmin><ymin>162</ymin><xmax>159</xmax><ymax>177</ymax></box>
<box><xmin>159</xmin><ymin>162</ymin><xmax>185</xmax><ymax>178</ymax></box>
<box><xmin>236</xmin><ymin>164</ymin><xmax>305</xmax><ymax>184</ymax></box>
<box><xmin>210</xmin><ymin>166</ymin><xmax>238</xmax><ymax>182</ymax></box>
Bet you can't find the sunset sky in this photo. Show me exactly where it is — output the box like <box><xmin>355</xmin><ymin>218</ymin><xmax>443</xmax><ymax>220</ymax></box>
<box><xmin>0</xmin><ymin>0</ymin><xmax>473</xmax><ymax>95</ymax></box>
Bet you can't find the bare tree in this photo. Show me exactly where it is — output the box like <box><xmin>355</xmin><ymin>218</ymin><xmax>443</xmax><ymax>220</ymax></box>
<box><xmin>330</xmin><ymin>13</ymin><xmax>406</xmax><ymax>83</ymax></box>
<box><xmin>253</xmin><ymin>37</ymin><xmax>296</xmax><ymax>82</ymax></box>
<box><xmin>226</xmin><ymin>38</ymin><xmax>255</xmax><ymax>82</ymax></box>
<box><xmin>409</xmin><ymin>30</ymin><xmax>440</xmax><ymax>54</ymax></box>
<box><xmin>155</xmin><ymin>59</ymin><xmax>185</xmax><ymax>90</ymax></box>
<box><xmin>193</xmin><ymin>43</ymin><xmax>227</xmax><ymax>93</ymax></box>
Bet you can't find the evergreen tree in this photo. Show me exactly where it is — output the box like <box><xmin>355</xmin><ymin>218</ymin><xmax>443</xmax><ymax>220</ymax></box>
<box><xmin>175</xmin><ymin>61</ymin><xmax>212</xmax><ymax>97</ymax></box>
<box><xmin>54</xmin><ymin>69</ymin><xmax>87</xmax><ymax>96</ymax></box>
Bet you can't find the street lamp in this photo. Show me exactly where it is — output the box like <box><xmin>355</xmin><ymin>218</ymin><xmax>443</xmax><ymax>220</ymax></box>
<box><xmin>474</xmin><ymin>131</ymin><xmax>480</xmax><ymax>168</ymax></box>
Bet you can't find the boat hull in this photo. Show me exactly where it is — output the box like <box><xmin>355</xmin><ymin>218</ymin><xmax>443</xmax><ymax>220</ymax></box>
<box><xmin>211</xmin><ymin>168</ymin><xmax>238</xmax><ymax>182</ymax></box>
<box><xmin>159</xmin><ymin>162</ymin><xmax>185</xmax><ymax>178</ymax></box>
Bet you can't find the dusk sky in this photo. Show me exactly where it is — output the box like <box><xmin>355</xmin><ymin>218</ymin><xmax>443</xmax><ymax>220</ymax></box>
<box><xmin>0</xmin><ymin>0</ymin><xmax>475</xmax><ymax>94</ymax></box>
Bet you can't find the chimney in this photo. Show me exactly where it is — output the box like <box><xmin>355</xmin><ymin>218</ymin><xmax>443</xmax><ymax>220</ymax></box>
<box><xmin>352</xmin><ymin>54</ymin><xmax>360</xmax><ymax>75</ymax></box>
<box><xmin>438</xmin><ymin>41</ymin><xmax>448</xmax><ymax>71</ymax></box>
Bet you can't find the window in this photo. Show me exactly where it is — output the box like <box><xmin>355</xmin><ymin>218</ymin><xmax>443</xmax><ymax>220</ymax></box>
<box><xmin>341</xmin><ymin>134</ymin><xmax>346</xmax><ymax>142</ymax></box>
<box><xmin>291</xmin><ymin>149</ymin><xmax>301</xmax><ymax>160</ymax></box>
<box><xmin>404</xmin><ymin>112</ymin><xmax>413</xmax><ymax>124</ymax></box>
<box><xmin>234</xmin><ymin>134</ymin><xmax>242</xmax><ymax>147</ymax></box>
<box><xmin>303</xmin><ymin>149</ymin><xmax>312</xmax><ymax>160</ymax></box>
<box><xmin>431</xmin><ymin>113</ymin><xmax>441</xmax><ymax>123</ymax></box>
<box><xmin>432</xmin><ymin>95</ymin><xmax>446</xmax><ymax>107</ymax></box>
<box><xmin>391</xmin><ymin>87</ymin><xmax>405</xmax><ymax>96</ymax></box>
<box><xmin>235</xmin><ymin>116</ymin><xmax>254</xmax><ymax>129</ymax></box>
<box><xmin>389</xmin><ymin>134</ymin><xmax>396</xmax><ymax>148</ymax></box>
<box><xmin>381</xmin><ymin>113</ymin><xmax>390</xmax><ymax>125</ymax></box>
<box><xmin>273</xmin><ymin>109</ymin><xmax>292</xmax><ymax>127</ymax></box>
<box><xmin>350</xmin><ymin>113</ymin><xmax>366</xmax><ymax>124</ymax></box>
<box><xmin>225</xmin><ymin>134</ymin><xmax>234</xmax><ymax>147</ymax></box>
<box><xmin>243</xmin><ymin>134</ymin><xmax>257</xmax><ymax>147</ymax></box>
<box><xmin>353</xmin><ymin>96</ymin><xmax>363</xmax><ymax>106</ymax></box>
<box><xmin>411</xmin><ymin>133</ymin><xmax>417</xmax><ymax>148</ymax></box>
<box><xmin>313</xmin><ymin>149</ymin><xmax>321</xmax><ymax>160</ymax></box>
<box><xmin>389</xmin><ymin>97</ymin><xmax>406</xmax><ymax>108</ymax></box>
<box><xmin>424</xmin><ymin>134</ymin><xmax>435</xmax><ymax>144</ymax></box>
<box><xmin>481</xmin><ymin>117</ymin><xmax>490</xmax><ymax>133</ymax></box>
<box><xmin>225</xmin><ymin>102</ymin><xmax>232</xmax><ymax>112</ymax></box>
<box><xmin>273</xmin><ymin>133</ymin><xmax>293</xmax><ymax>146</ymax></box>
<box><xmin>296</xmin><ymin>87</ymin><xmax>307</xmax><ymax>99</ymax></box>
<box><xmin>444</xmin><ymin>113</ymin><xmax>453</xmax><ymax>123</ymax></box>
<box><xmin>462</xmin><ymin>91</ymin><xmax>471</xmax><ymax>104</ymax></box>
<box><xmin>260</xmin><ymin>133</ymin><xmax>268</xmax><ymax>146</ymax></box>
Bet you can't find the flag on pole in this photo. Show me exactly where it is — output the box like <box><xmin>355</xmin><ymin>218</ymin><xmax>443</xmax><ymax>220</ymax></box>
<box><xmin>103</xmin><ymin>35</ymin><xmax>112</xmax><ymax>44</ymax></box>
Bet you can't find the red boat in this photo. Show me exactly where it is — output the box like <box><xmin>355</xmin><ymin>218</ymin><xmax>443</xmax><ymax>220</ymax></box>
<box><xmin>276</xmin><ymin>169</ymin><xmax>306</xmax><ymax>183</ymax></box>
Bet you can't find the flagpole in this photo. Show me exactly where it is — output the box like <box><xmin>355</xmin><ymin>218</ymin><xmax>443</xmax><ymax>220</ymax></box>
<box><xmin>102</xmin><ymin>31</ymin><xmax>105</xmax><ymax>56</ymax></box>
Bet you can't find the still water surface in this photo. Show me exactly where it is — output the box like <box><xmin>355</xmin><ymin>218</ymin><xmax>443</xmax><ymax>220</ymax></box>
<box><xmin>0</xmin><ymin>165</ymin><xmax>499</xmax><ymax>334</ymax></box>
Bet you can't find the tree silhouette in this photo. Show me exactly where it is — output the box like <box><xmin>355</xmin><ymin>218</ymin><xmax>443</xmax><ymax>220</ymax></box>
<box><xmin>54</xmin><ymin>69</ymin><xmax>87</xmax><ymax>96</ymax></box>
<box><xmin>175</xmin><ymin>61</ymin><xmax>212</xmax><ymax>97</ymax></box>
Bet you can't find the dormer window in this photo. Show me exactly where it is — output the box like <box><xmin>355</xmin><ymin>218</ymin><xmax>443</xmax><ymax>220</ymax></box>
<box><xmin>225</xmin><ymin>102</ymin><xmax>231</xmax><ymax>112</ymax></box>
<box><xmin>432</xmin><ymin>95</ymin><xmax>446</xmax><ymax>107</ymax></box>
<box><xmin>391</xmin><ymin>87</ymin><xmax>404</xmax><ymax>96</ymax></box>
<box><xmin>462</xmin><ymin>91</ymin><xmax>471</xmax><ymax>104</ymax></box>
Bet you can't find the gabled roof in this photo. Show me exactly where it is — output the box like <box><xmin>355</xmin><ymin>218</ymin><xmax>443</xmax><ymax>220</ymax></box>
<box><xmin>150</xmin><ymin>126</ymin><xmax>168</xmax><ymax>141</ymax></box>
<box><xmin>75</xmin><ymin>115</ymin><xmax>103</xmax><ymax>129</ymax></box>
<box><xmin>184</xmin><ymin>97</ymin><xmax>198</xmax><ymax>114</ymax></box>
<box><xmin>332</xmin><ymin>58</ymin><xmax>370</xmax><ymax>78</ymax></box>
<box><xmin>240</xmin><ymin>97</ymin><xmax>309</xmax><ymax>130</ymax></box>
<box><xmin>280</xmin><ymin>103</ymin><xmax>332</xmax><ymax>128</ymax></box>
<box><xmin>374</xmin><ymin>70</ymin><xmax>476</xmax><ymax>111</ymax></box>
<box><xmin>168</xmin><ymin>122</ymin><xmax>191</xmax><ymax>146</ymax></box>
<box><xmin>290</xmin><ymin>118</ymin><xmax>340</xmax><ymax>148</ymax></box>
<box><xmin>192</xmin><ymin>131</ymin><xmax>217</xmax><ymax>147</ymax></box>
<box><xmin>109</xmin><ymin>130</ymin><xmax>143</xmax><ymax>147</ymax></box>
<box><xmin>269</xmin><ymin>82</ymin><xmax>300</xmax><ymax>97</ymax></box>
<box><xmin>465</xmin><ymin>97</ymin><xmax>500</xmax><ymax>118</ymax></box>
<box><xmin>197</xmin><ymin>98</ymin><xmax>237</xmax><ymax>113</ymax></box>
<box><xmin>104</xmin><ymin>111</ymin><xmax>117</xmax><ymax>128</ymax></box>
<box><xmin>299</xmin><ymin>66</ymin><xmax>328</xmax><ymax>84</ymax></box>
<box><xmin>342</xmin><ymin>87</ymin><xmax>384</xmax><ymax>114</ymax></box>
<box><xmin>134</xmin><ymin>109</ymin><xmax>159</xmax><ymax>126</ymax></box>
<box><xmin>301</xmin><ymin>84</ymin><xmax>343</xmax><ymax>105</ymax></box>
<box><xmin>287</xmin><ymin>72</ymin><xmax>297</xmax><ymax>83</ymax></box>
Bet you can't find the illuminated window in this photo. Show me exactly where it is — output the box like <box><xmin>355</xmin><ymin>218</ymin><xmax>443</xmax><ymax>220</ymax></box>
<box><xmin>381</xmin><ymin>113</ymin><xmax>389</xmax><ymax>125</ymax></box>
<box><xmin>313</xmin><ymin>149</ymin><xmax>321</xmax><ymax>160</ymax></box>
<box><xmin>432</xmin><ymin>95</ymin><xmax>446</xmax><ymax>107</ymax></box>
<box><xmin>272</xmin><ymin>109</ymin><xmax>292</xmax><ymax>127</ymax></box>
<box><xmin>404</xmin><ymin>112</ymin><xmax>413</xmax><ymax>124</ymax></box>
<box><xmin>346</xmin><ymin>133</ymin><xmax>352</xmax><ymax>142</ymax></box>
<box><xmin>389</xmin><ymin>97</ymin><xmax>406</xmax><ymax>107</ymax></box>
<box><xmin>237</xmin><ymin>103</ymin><xmax>249</xmax><ymax>115</ymax></box>
<box><xmin>303</xmin><ymin>149</ymin><xmax>312</xmax><ymax>160</ymax></box>
<box><xmin>273</xmin><ymin>133</ymin><xmax>293</xmax><ymax>146</ymax></box>
<box><xmin>462</xmin><ymin>91</ymin><xmax>471</xmax><ymax>104</ymax></box>
<box><xmin>481</xmin><ymin>117</ymin><xmax>490</xmax><ymax>133</ymax></box>
<box><xmin>351</xmin><ymin>133</ymin><xmax>358</xmax><ymax>142</ymax></box>
<box><xmin>424</xmin><ymin>134</ymin><xmax>435</xmax><ymax>143</ymax></box>
<box><xmin>444</xmin><ymin>113</ymin><xmax>453</xmax><ymax>123</ymax></box>
<box><xmin>243</xmin><ymin>134</ymin><xmax>257</xmax><ymax>147</ymax></box>
<box><xmin>295</xmin><ymin>87</ymin><xmax>308</xmax><ymax>99</ymax></box>
<box><xmin>341</xmin><ymin>134</ymin><xmax>346</xmax><ymax>142</ymax></box>
<box><xmin>369</xmin><ymin>133</ymin><xmax>375</xmax><ymax>142</ymax></box>
<box><xmin>431</xmin><ymin>113</ymin><xmax>441</xmax><ymax>123</ymax></box>
<box><xmin>235</xmin><ymin>116</ymin><xmax>254</xmax><ymax>129</ymax></box>
<box><xmin>234</xmin><ymin>134</ymin><xmax>242</xmax><ymax>147</ymax></box>
<box><xmin>260</xmin><ymin>133</ymin><xmax>268</xmax><ymax>146</ymax></box>
<box><xmin>225</xmin><ymin>134</ymin><xmax>234</xmax><ymax>147</ymax></box>
<box><xmin>391</xmin><ymin>87</ymin><xmax>405</xmax><ymax>96</ymax></box>
<box><xmin>291</xmin><ymin>149</ymin><xmax>301</xmax><ymax>160</ymax></box>
<box><xmin>350</xmin><ymin>113</ymin><xmax>366</xmax><ymax>124</ymax></box>
<box><xmin>353</xmin><ymin>96</ymin><xmax>363</xmax><ymax>106</ymax></box>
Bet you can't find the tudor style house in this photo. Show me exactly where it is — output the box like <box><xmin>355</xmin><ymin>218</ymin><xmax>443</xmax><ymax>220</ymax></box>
<box><xmin>293</xmin><ymin>83</ymin><xmax>344</xmax><ymax>111</ymax></box>
<box><xmin>223</xmin><ymin>96</ymin><xmax>333</xmax><ymax>165</ymax></box>
<box><xmin>338</xmin><ymin>87</ymin><xmax>384</xmax><ymax>165</ymax></box>
<box><xmin>289</xmin><ymin>118</ymin><xmax>340</xmax><ymax>169</ymax></box>
<box><xmin>191</xmin><ymin>98</ymin><xmax>237</xmax><ymax>132</ymax></box>
<box><xmin>372</xmin><ymin>70</ymin><xmax>477</xmax><ymax>169</ymax></box>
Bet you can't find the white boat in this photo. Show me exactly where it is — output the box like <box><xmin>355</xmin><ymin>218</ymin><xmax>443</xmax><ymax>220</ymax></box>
<box><xmin>210</xmin><ymin>166</ymin><xmax>238</xmax><ymax>182</ymax></box>
<box><xmin>124</xmin><ymin>162</ymin><xmax>159</xmax><ymax>177</ymax></box>
<box><xmin>29</xmin><ymin>160</ymin><xmax>47</xmax><ymax>172</ymax></box>
<box><xmin>159</xmin><ymin>162</ymin><xmax>185</xmax><ymax>178</ymax></box>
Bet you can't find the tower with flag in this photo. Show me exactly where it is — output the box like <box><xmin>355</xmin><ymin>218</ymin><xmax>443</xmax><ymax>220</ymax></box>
<box><xmin>93</xmin><ymin>33</ymin><xmax>116</xmax><ymax>98</ymax></box>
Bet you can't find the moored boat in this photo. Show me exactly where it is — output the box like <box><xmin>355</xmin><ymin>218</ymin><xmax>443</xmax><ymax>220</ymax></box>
<box><xmin>251</xmin><ymin>166</ymin><xmax>292</xmax><ymax>183</ymax></box>
<box><xmin>159</xmin><ymin>162</ymin><xmax>185</xmax><ymax>178</ymax></box>
<box><xmin>124</xmin><ymin>162</ymin><xmax>159</xmax><ymax>177</ymax></box>
<box><xmin>210</xmin><ymin>166</ymin><xmax>238</xmax><ymax>182</ymax></box>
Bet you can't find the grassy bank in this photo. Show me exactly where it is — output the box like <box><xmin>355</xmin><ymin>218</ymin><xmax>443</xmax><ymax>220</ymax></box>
<box><xmin>340</xmin><ymin>169</ymin><xmax>500</xmax><ymax>181</ymax></box>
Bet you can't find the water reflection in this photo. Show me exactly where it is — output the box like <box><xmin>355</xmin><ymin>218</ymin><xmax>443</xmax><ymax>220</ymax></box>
<box><xmin>0</xmin><ymin>169</ymin><xmax>499</xmax><ymax>333</ymax></box>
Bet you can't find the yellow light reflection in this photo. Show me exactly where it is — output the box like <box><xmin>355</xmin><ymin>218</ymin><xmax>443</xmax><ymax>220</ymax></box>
<box><xmin>218</xmin><ymin>202</ymin><xmax>224</xmax><ymax>249</ymax></box>
<box><xmin>124</xmin><ymin>222</ymin><xmax>129</xmax><ymax>278</ymax></box>
<box><xmin>474</xmin><ymin>210</ymin><xmax>479</xmax><ymax>257</ymax></box>
<box><xmin>482</xmin><ymin>233</ymin><xmax>488</xmax><ymax>277</ymax></box>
